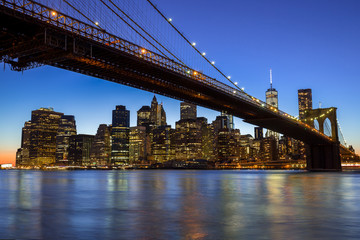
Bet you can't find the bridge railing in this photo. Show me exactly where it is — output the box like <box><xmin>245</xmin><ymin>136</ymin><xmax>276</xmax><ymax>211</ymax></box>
<box><xmin>1</xmin><ymin>0</ymin><xmax>334</xmax><ymax>143</ymax></box>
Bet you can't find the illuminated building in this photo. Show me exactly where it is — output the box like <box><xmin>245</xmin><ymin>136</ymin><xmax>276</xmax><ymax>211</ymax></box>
<box><xmin>174</xmin><ymin>118</ymin><xmax>208</xmax><ymax>161</ymax></box>
<box><xmin>56</xmin><ymin>115</ymin><xmax>77</xmax><ymax>165</ymax></box>
<box><xmin>180</xmin><ymin>102</ymin><xmax>197</xmax><ymax>120</ymax></box>
<box><xmin>129</xmin><ymin>126</ymin><xmax>148</xmax><ymax>163</ymax></box>
<box><xmin>150</xmin><ymin>95</ymin><xmax>166</xmax><ymax>127</ymax></box>
<box><xmin>137</xmin><ymin>106</ymin><xmax>151</xmax><ymax>131</ymax></box>
<box><xmin>265</xmin><ymin>69</ymin><xmax>279</xmax><ymax>140</ymax></box>
<box><xmin>221</xmin><ymin>111</ymin><xmax>234</xmax><ymax>129</ymax></box>
<box><xmin>261</xmin><ymin>137</ymin><xmax>278</xmax><ymax>162</ymax></box>
<box><xmin>90</xmin><ymin>124</ymin><xmax>112</xmax><ymax>166</ymax></box>
<box><xmin>111</xmin><ymin>105</ymin><xmax>130</xmax><ymax>165</ymax></box>
<box><xmin>28</xmin><ymin>108</ymin><xmax>63</xmax><ymax>166</ymax></box>
<box><xmin>266</xmin><ymin>69</ymin><xmax>278</xmax><ymax>108</ymax></box>
<box><xmin>68</xmin><ymin>134</ymin><xmax>94</xmax><ymax>166</ymax></box>
<box><xmin>212</xmin><ymin>115</ymin><xmax>230</xmax><ymax>134</ymax></box>
<box><xmin>298</xmin><ymin>88</ymin><xmax>312</xmax><ymax>120</ymax></box>
<box><xmin>254</xmin><ymin>127</ymin><xmax>263</xmax><ymax>140</ymax></box>
<box><xmin>151</xmin><ymin>125</ymin><xmax>174</xmax><ymax>162</ymax></box>
<box><xmin>298</xmin><ymin>89</ymin><xmax>312</xmax><ymax>159</ymax></box>
<box><xmin>16</xmin><ymin>121</ymin><xmax>32</xmax><ymax>166</ymax></box>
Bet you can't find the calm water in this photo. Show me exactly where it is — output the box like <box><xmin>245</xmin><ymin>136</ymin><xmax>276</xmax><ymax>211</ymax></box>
<box><xmin>1</xmin><ymin>170</ymin><xmax>360</xmax><ymax>239</ymax></box>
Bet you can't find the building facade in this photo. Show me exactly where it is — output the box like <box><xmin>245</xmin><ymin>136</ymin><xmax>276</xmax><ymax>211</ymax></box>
<box><xmin>180</xmin><ymin>102</ymin><xmax>197</xmax><ymax>120</ymax></box>
<box><xmin>68</xmin><ymin>134</ymin><xmax>94</xmax><ymax>166</ymax></box>
<box><xmin>111</xmin><ymin>105</ymin><xmax>130</xmax><ymax>165</ymax></box>
<box><xmin>28</xmin><ymin>108</ymin><xmax>63</xmax><ymax>166</ymax></box>
<box><xmin>90</xmin><ymin>124</ymin><xmax>112</xmax><ymax>166</ymax></box>
<box><xmin>298</xmin><ymin>88</ymin><xmax>312</xmax><ymax>119</ymax></box>
<box><xmin>56</xmin><ymin>115</ymin><xmax>77</xmax><ymax>165</ymax></box>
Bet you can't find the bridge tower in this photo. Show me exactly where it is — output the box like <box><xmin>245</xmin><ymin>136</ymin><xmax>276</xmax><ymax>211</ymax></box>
<box><xmin>302</xmin><ymin>107</ymin><xmax>341</xmax><ymax>171</ymax></box>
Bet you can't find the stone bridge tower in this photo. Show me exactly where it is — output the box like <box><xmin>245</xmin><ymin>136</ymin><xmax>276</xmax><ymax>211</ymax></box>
<box><xmin>301</xmin><ymin>107</ymin><xmax>341</xmax><ymax>171</ymax></box>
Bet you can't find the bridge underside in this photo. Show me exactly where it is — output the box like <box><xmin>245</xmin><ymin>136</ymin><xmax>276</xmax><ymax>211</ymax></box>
<box><xmin>0</xmin><ymin>4</ymin><xmax>344</xmax><ymax>171</ymax></box>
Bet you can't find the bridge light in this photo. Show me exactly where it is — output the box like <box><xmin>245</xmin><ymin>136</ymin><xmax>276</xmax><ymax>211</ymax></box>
<box><xmin>227</xmin><ymin>76</ymin><xmax>231</xmax><ymax>79</ymax></box>
<box><xmin>141</xmin><ymin>49</ymin><xmax>146</xmax><ymax>54</ymax></box>
<box><xmin>51</xmin><ymin>11</ymin><xmax>57</xmax><ymax>16</ymax></box>
<box><xmin>233</xmin><ymin>90</ymin><xmax>236</xmax><ymax>94</ymax></box>
<box><xmin>186</xmin><ymin>70</ymin><xmax>190</xmax><ymax>74</ymax></box>
<box><xmin>192</xmin><ymin>42</ymin><xmax>196</xmax><ymax>46</ymax></box>
<box><xmin>211</xmin><ymin>61</ymin><xmax>215</xmax><ymax>65</ymax></box>
<box><xmin>193</xmin><ymin>71</ymin><xmax>197</xmax><ymax>76</ymax></box>
<box><xmin>95</xmin><ymin>21</ymin><xmax>99</xmax><ymax>26</ymax></box>
<box><xmin>202</xmin><ymin>52</ymin><xmax>206</xmax><ymax>56</ymax></box>
<box><xmin>241</xmin><ymin>87</ymin><xmax>245</xmax><ymax>91</ymax></box>
<box><xmin>234</xmin><ymin>82</ymin><xmax>238</xmax><ymax>85</ymax></box>
<box><xmin>168</xmin><ymin>18</ymin><xmax>172</xmax><ymax>22</ymax></box>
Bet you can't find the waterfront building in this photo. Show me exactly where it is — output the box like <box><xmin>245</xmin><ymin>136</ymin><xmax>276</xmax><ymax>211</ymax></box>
<box><xmin>56</xmin><ymin>115</ymin><xmax>77</xmax><ymax>165</ymax></box>
<box><xmin>68</xmin><ymin>134</ymin><xmax>94</xmax><ymax>166</ymax></box>
<box><xmin>90</xmin><ymin>124</ymin><xmax>112</xmax><ymax>166</ymax></box>
<box><xmin>16</xmin><ymin>121</ymin><xmax>32</xmax><ymax>165</ymax></box>
<box><xmin>174</xmin><ymin>118</ymin><xmax>206</xmax><ymax>161</ymax></box>
<box><xmin>151</xmin><ymin>125</ymin><xmax>174</xmax><ymax>163</ymax></box>
<box><xmin>180</xmin><ymin>102</ymin><xmax>197</xmax><ymax>120</ymax></box>
<box><xmin>28</xmin><ymin>108</ymin><xmax>63</xmax><ymax>166</ymax></box>
<box><xmin>261</xmin><ymin>137</ymin><xmax>278</xmax><ymax>162</ymax></box>
<box><xmin>129</xmin><ymin>126</ymin><xmax>148</xmax><ymax>163</ymax></box>
<box><xmin>111</xmin><ymin>105</ymin><xmax>130</xmax><ymax>165</ymax></box>
<box><xmin>298</xmin><ymin>88</ymin><xmax>312</xmax><ymax>120</ymax></box>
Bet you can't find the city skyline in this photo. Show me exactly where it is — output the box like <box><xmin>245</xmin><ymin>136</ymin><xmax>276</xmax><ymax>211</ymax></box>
<box><xmin>1</xmin><ymin>0</ymin><xmax>360</xmax><ymax>164</ymax></box>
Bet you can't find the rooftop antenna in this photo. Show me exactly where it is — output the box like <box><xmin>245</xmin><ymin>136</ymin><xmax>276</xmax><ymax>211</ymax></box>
<box><xmin>270</xmin><ymin>68</ymin><xmax>273</xmax><ymax>89</ymax></box>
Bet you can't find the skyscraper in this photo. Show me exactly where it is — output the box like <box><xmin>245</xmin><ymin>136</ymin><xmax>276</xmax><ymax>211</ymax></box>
<box><xmin>56</xmin><ymin>115</ymin><xmax>77</xmax><ymax>165</ymax></box>
<box><xmin>150</xmin><ymin>95</ymin><xmax>166</xmax><ymax>127</ymax></box>
<box><xmin>151</xmin><ymin>125</ymin><xmax>174</xmax><ymax>163</ymax></box>
<box><xmin>221</xmin><ymin>111</ymin><xmax>234</xmax><ymax>129</ymax></box>
<box><xmin>298</xmin><ymin>88</ymin><xmax>312</xmax><ymax>119</ymax></box>
<box><xmin>137</xmin><ymin>105</ymin><xmax>151</xmax><ymax>130</ymax></box>
<box><xmin>68</xmin><ymin>134</ymin><xmax>94</xmax><ymax>166</ymax></box>
<box><xmin>254</xmin><ymin>127</ymin><xmax>263</xmax><ymax>140</ymax></box>
<box><xmin>16</xmin><ymin>121</ymin><xmax>32</xmax><ymax>166</ymax></box>
<box><xmin>180</xmin><ymin>102</ymin><xmax>197</xmax><ymax>120</ymax></box>
<box><xmin>266</xmin><ymin>69</ymin><xmax>278</xmax><ymax>108</ymax></box>
<box><xmin>90</xmin><ymin>124</ymin><xmax>112</xmax><ymax>166</ymax></box>
<box><xmin>111</xmin><ymin>105</ymin><xmax>130</xmax><ymax>165</ymax></box>
<box><xmin>129</xmin><ymin>126</ymin><xmax>148</xmax><ymax>163</ymax></box>
<box><xmin>265</xmin><ymin>69</ymin><xmax>279</xmax><ymax>140</ymax></box>
<box><xmin>29</xmin><ymin>107</ymin><xmax>63</xmax><ymax>166</ymax></box>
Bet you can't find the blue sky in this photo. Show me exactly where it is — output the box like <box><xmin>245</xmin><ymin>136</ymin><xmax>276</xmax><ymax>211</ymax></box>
<box><xmin>1</xmin><ymin>0</ymin><xmax>360</xmax><ymax>163</ymax></box>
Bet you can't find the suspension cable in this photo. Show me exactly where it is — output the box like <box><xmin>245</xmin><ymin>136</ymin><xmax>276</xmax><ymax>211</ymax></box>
<box><xmin>337</xmin><ymin>119</ymin><xmax>347</xmax><ymax>147</ymax></box>
<box><xmin>107</xmin><ymin>0</ymin><xmax>187</xmax><ymax>66</ymax></box>
<box><xmin>62</xmin><ymin>0</ymin><xmax>105</xmax><ymax>31</ymax></box>
<box><xmin>145</xmin><ymin>0</ymin><xmax>245</xmax><ymax>93</ymax></box>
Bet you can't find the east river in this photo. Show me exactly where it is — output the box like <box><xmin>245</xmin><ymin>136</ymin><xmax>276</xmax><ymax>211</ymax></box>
<box><xmin>1</xmin><ymin>170</ymin><xmax>360</xmax><ymax>239</ymax></box>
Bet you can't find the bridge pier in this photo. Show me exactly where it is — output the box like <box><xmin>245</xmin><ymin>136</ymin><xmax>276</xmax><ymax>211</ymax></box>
<box><xmin>306</xmin><ymin>142</ymin><xmax>342</xmax><ymax>171</ymax></box>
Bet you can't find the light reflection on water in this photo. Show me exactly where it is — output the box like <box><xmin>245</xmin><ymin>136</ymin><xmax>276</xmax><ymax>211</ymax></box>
<box><xmin>1</xmin><ymin>170</ymin><xmax>360</xmax><ymax>239</ymax></box>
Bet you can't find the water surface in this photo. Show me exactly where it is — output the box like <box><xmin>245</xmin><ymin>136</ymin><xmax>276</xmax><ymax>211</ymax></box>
<box><xmin>1</xmin><ymin>170</ymin><xmax>360</xmax><ymax>239</ymax></box>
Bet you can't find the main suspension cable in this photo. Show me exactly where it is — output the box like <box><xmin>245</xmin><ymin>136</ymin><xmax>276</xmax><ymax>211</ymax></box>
<box><xmin>146</xmin><ymin>0</ymin><xmax>245</xmax><ymax>93</ymax></box>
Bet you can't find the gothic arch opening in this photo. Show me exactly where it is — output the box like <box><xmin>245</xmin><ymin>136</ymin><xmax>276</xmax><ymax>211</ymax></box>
<box><xmin>324</xmin><ymin>118</ymin><xmax>332</xmax><ymax>138</ymax></box>
<box><xmin>314</xmin><ymin>119</ymin><xmax>319</xmax><ymax>131</ymax></box>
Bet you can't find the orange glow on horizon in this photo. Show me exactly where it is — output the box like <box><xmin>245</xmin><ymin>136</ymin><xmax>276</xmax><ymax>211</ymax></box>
<box><xmin>0</xmin><ymin>151</ymin><xmax>16</xmax><ymax>166</ymax></box>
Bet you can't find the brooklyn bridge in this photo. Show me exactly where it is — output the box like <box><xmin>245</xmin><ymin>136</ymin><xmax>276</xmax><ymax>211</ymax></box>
<box><xmin>0</xmin><ymin>0</ymin><xmax>357</xmax><ymax>170</ymax></box>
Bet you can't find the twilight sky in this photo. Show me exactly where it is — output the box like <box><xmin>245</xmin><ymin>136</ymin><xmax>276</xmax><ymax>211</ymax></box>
<box><xmin>1</xmin><ymin>0</ymin><xmax>360</xmax><ymax>164</ymax></box>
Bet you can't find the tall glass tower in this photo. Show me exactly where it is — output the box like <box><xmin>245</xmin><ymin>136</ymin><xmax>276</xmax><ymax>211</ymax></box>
<box><xmin>265</xmin><ymin>69</ymin><xmax>278</xmax><ymax>108</ymax></box>
<box><xmin>111</xmin><ymin>105</ymin><xmax>130</xmax><ymax>165</ymax></box>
